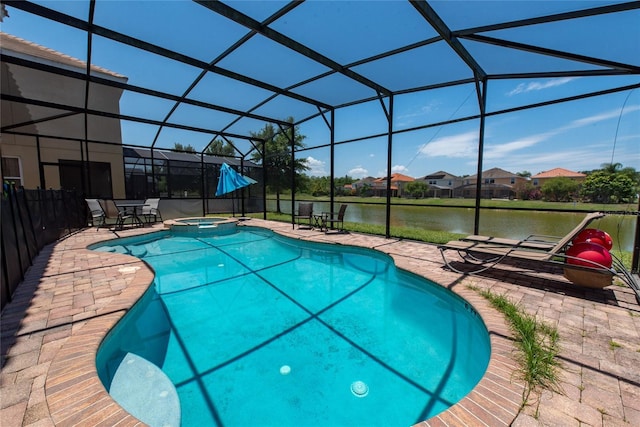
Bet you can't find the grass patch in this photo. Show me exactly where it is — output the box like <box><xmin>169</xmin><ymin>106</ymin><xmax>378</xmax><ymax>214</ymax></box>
<box><xmin>611</xmin><ymin>249</ymin><xmax>632</xmax><ymax>270</ymax></box>
<box><xmin>471</xmin><ymin>286</ymin><xmax>561</xmax><ymax>407</ymax></box>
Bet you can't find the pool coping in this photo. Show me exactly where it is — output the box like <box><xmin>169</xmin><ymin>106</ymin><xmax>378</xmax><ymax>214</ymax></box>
<box><xmin>2</xmin><ymin>219</ymin><xmax>639</xmax><ymax>426</ymax></box>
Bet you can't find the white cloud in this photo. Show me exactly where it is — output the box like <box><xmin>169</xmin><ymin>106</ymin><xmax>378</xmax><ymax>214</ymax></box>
<box><xmin>416</xmin><ymin>104</ymin><xmax>638</xmax><ymax>166</ymax></box>
<box><xmin>348</xmin><ymin>166</ymin><xmax>369</xmax><ymax>178</ymax></box>
<box><xmin>396</xmin><ymin>102</ymin><xmax>440</xmax><ymax>126</ymax></box>
<box><xmin>484</xmin><ymin>105</ymin><xmax>640</xmax><ymax>161</ymax></box>
<box><xmin>303</xmin><ymin>156</ymin><xmax>327</xmax><ymax>176</ymax></box>
<box><xmin>507</xmin><ymin>77</ymin><xmax>577</xmax><ymax>96</ymax></box>
<box><xmin>484</xmin><ymin>132</ymin><xmax>554</xmax><ymax>159</ymax></box>
<box><xmin>562</xmin><ymin>104</ymin><xmax>640</xmax><ymax>131</ymax></box>
<box><xmin>418</xmin><ymin>131</ymin><xmax>477</xmax><ymax>158</ymax></box>
<box><xmin>391</xmin><ymin>165</ymin><xmax>409</xmax><ymax>174</ymax></box>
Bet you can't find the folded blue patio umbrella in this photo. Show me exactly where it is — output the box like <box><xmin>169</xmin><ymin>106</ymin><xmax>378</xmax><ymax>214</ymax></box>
<box><xmin>215</xmin><ymin>163</ymin><xmax>257</xmax><ymax>216</ymax></box>
<box><xmin>215</xmin><ymin>163</ymin><xmax>256</xmax><ymax>196</ymax></box>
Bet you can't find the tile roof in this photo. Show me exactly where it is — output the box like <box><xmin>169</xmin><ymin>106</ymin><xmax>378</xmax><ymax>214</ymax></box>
<box><xmin>422</xmin><ymin>171</ymin><xmax>458</xmax><ymax>180</ymax></box>
<box><xmin>532</xmin><ymin>167</ymin><xmax>586</xmax><ymax>179</ymax></box>
<box><xmin>373</xmin><ymin>174</ymin><xmax>414</xmax><ymax>183</ymax></box>
<box><xmin>0</xmin><ymin>32</ymin><xmax>127</xmax><ymax>80</ymax></box>
<box><xmin>390</xmin><ymin>173</ymin><xmax>415</xmax><ymax>182</ymax></box>
<box><xmin>466</xmin><ymin>167</ymin><xmax>519</xmax><ymax>180</ymax></box>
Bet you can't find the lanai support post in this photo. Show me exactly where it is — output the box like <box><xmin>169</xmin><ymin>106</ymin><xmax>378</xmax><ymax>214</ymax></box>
<box><xmin>329</xmin><ymin>109</ymin><xmax>335</xmax><ymax>217</ymax></box>
<box><xmin>290</xmin><ymin>124</ymin><xmax>296</xmax><ymax>229</ymax></box>
<box><xmin>261</xmin><ymin>139</ymin><xmax>267</xmax><ymax>220</ymax></box>
<box><xmin>473</xmin><ymin>76</ymin><xmax>488</xmax><ymax>235</ymax></box>
<box><xmin>36</xmin><ymin>136</ymin><xmax>45</xmax><ymax>190</ymax></box>
<box><xmin>633</xmin><ymin>198</ymin><xmax>640</xmax><ymax>273</ymax></box>
<box><xmin>384</xmin><ymin>95</ymin><xmax>394</xmax><ymax>239</ymax></box>
<box><xmin>200</xmin><ymin>152</ymin><xmax>206</xmax><ymax>216</ymax></box>
<box><xmin>240</xmin><ymin>158</ymin><xmax>246</xmax><ymax>216</ymax></box>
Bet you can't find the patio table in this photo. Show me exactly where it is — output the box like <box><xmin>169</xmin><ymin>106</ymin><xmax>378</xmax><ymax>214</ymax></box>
<box><xmin>115</xmin><ymin>202</ymin><xmax>148</xmax><ymax>227</ymax></box>
<box><xmin>313</xmin><ymin>213</ymin><xmax>327</xmax><ymax>231</ymax></box>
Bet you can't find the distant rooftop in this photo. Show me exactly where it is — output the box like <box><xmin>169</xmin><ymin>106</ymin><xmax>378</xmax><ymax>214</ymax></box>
<box><xmin>532</xmin><ymin>168</ymin><xmax>586</xmax><ymax>179</ymax></box>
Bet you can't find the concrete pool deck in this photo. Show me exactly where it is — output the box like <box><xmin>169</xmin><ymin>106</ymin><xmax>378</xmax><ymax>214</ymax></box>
<box><xmin>1</xmin><ymin>219</ymin><xmax>639</xmax><ymax>426</ymax></box>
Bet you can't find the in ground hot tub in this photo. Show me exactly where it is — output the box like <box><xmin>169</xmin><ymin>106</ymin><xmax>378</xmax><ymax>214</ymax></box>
<box><xmin>164</xmin><ymin>217</ymin><xmax>238</xmax><ymax>234</ymax></box>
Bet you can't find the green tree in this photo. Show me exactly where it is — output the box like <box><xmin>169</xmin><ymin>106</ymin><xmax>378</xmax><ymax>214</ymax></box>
<box><xmin>581</xmin><ymin>170</ymin><xmax>636</xmax><ymax>203</ymax></box>
<box><xmin>608</xmin><ymin>174</ymin><xmax>636</xmax><ymax>203</ymax></box>
<box><xmin>173</xmin><ymin>142</ymin><xmax>196</xmax><ymax>153</ymax></box>
<box><xmin>334</xmin><ymin>175</ymin><xmax>354</xmax><ymax>196</ymax></box>
<box><xmin>619</xmin><ymin>166</ymin><xmax>640</xmax><ymax>183</ymax></box>
<box><xmin>205</xmin><ymin>139</ymin><xmax>235</xmax><ymax>157</ymax></box>
<box><xmin>513</xmin><ymin>180</ymin><xmax>537</xmax><ymax>200</ymax></box>
<box><xmin>308</xmin><ymin>176</ymin><xmax>329</xmax><ymax>196</ymax></box>
<box><xmin>357</xmin><ymin>183</ymin><xmax>373</xmax><ymax>197</ymax></box>
<box><xmin>541</xmin><ymin>177</ymin><xmax>580</xmax><ymax>202</ymax></box>
<box><xmin>296</xmin><ymin>174</ymin><xmax>311</xmax><ymax>194</ymax></box>
<box><xmin>404</xmin><ymin>181</ymin><xmax>429</xmax><ymax>198</ymax></box>
<box><xmin>581</xmin><ymin>163</ymin><xmax>639</xmax><ymax>203</ymax></box>
<box><xmin>250</xmin><ymin>118</ymin><xmax>308</xmax><ymax>213</ymax></box>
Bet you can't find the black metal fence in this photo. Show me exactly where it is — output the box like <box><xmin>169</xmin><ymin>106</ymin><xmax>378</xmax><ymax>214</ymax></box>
<box><xmin>1</xmin><ymin>187</ymin><xmax>87</xmax><ymax>310</ymax></box>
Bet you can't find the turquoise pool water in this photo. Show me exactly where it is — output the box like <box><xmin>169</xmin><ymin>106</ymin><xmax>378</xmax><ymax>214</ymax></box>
<box><xmin>94</xmin><ymin>226</ymin><xmax>490</xmax><ymax>427</ymax></box>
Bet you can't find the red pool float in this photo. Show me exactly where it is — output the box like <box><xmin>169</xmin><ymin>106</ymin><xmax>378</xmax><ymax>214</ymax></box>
<box><xmin>566</xmin><ymin>242</ymin><xmax>612</xmax><ymax>269</ymax></box>
<box><xmin>572</xmin><ymin>228</ymin><xmax>613</xmax><ymax>250</ymax></box>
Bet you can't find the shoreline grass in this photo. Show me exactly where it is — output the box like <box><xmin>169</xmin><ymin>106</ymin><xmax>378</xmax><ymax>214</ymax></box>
<box><xmin>273</xmin><ymin>195</ymin><xmax>638</xmax><ymax>213</ymax></box>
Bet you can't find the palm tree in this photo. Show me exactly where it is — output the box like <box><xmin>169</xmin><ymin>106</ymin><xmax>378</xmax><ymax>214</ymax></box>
<box><xmin>601</xmin><ymin>162</ymin><xmax>622</xmax><ymax>174</ymax></box>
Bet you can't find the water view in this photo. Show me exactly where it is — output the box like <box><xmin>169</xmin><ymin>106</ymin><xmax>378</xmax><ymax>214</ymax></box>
<box><xmin>269</xmin><ymin>201</ymin><xmax>636</xmax><ymax>252</ymax></box>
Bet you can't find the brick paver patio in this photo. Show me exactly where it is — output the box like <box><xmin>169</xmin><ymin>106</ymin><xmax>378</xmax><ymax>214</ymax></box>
<box><xmin>1</xmin><ymin>219</ymin><xmax>639</xmax><ymax>426</ymax></box>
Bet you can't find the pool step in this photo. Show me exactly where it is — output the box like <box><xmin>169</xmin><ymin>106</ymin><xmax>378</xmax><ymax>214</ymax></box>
<box><xmin>109</xmin><ymin>352</ymin><xmax>181</xmax><ymax>427</ymax></box>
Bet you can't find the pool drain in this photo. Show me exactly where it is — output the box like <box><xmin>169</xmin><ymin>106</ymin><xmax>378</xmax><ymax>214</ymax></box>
<box><xmin>280</xmin><ymin>365</ymin><xmax>291</xmax><ymax>375</ymax></box>
<box><xmin>351</xmin><ymin>381</ymin><xmax>369</xmax><ymax>397</ymax></box>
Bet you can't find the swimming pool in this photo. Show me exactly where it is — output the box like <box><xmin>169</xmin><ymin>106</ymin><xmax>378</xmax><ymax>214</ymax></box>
<box><xmin>94</xmin><ymin>226</ymin><xmax>490</xmax><ymax>426</ymax></box>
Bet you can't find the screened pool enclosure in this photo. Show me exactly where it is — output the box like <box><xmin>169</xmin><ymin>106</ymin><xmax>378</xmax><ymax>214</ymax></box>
<box><xmin>1</xmin><ymin>1</ymin><xmax>639</xmax><ymax>268</ymax></box>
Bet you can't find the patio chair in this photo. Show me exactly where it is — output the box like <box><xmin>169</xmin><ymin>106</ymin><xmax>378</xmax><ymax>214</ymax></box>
<box><xmin>439</xmin><ymin>212</ymin><xmax>605</xmax><ymax>273</ymax></box>
<box><xmin>141</xmin><ymin>198</ymin><xmax>163</xmax><ymax>223</ymax></box>
<box><xmin>294</xmin><ymin>202</ymin><xmax>313</xmax><ymax>229</ymax></box>
<box><xmin>85</xmin><ymin>198</ymin><xmax>105</xmax><ymax>230</ymax></box>
<box><xmin>438</xmin><ymin>212</ymin><xmax>640</xmax><ymax>301</ymax></box>
<box><xmin>98</xmin><ymin>199</ymin><xmax>134</xmax><ymax>230</ymax></box>
<box><xmin>461</xmin><ymin>211</ymin><xmax>606</xmax><ymax>251</ymax></box>
<box><xmin>323</xmin><ymin>204</ymin><xmax>347</xmax><ymax>233</ymax></box>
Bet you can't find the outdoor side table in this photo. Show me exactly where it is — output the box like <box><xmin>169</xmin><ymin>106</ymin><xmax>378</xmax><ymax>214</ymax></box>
<box><xmin>313</xmin><ymin>214</ymin><xmax>327</xmax><ymax>231</ymax></box>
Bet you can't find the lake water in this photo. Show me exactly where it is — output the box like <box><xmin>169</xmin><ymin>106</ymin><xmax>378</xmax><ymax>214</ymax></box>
<box><xmin>269</xmin><ymin>200</ymin><xmax>636</xmax><ymax>252</ymax></box>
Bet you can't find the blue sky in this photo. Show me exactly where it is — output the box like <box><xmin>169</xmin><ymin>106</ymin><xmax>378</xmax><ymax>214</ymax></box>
<box><xmin>297</xmin><ymin>75</ymin><xmax>640</xmax><ymax>178</ymax></box>
<box><xmin>2</xmin><ymin>1</ymin><xmax>639</xmax><ymax>179</ymax></box>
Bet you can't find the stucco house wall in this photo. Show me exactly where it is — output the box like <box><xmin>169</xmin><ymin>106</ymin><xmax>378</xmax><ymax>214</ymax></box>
<box><xmin>1</xmin><ymin>32</ymin><xmax>127</xmax><ymax>198</ymax></box>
